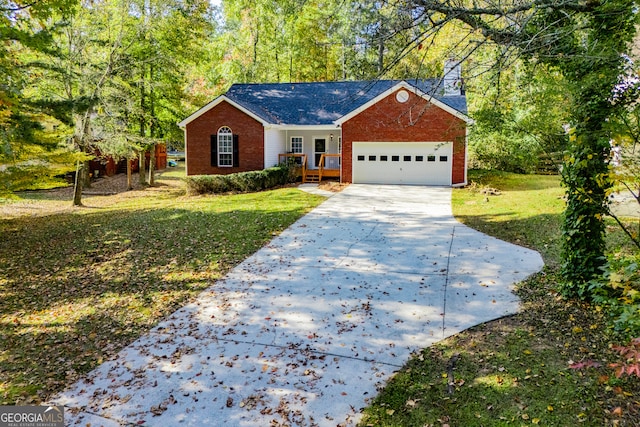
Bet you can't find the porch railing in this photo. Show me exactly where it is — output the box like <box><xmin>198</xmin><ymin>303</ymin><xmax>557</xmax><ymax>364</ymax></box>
<box><xmin>278</xmin><ymin>153</ymin><xmax>341</xmax><ymax>183</ymax></box>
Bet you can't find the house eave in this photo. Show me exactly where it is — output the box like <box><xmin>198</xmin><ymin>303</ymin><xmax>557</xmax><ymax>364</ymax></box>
<box><xmin>410</xmin><ymin>84</ymin><xmax>475</xmax><ymax>125</ymax></box>
<box><xmin>334</xmin><ymin>81</ymin><xmax>474</xmax><ymax>125</ymax></box>
<box><xmin>265</xmin><ymin>124</ymin><xmax>341</xmax><ymax>131</ymax></box>
<box><xmin>178</xmin><ymin>95</ymin><xmax>269</xmax><ymax>128</ymax></box>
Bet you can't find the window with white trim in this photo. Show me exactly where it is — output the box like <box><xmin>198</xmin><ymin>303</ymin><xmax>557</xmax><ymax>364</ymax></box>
<box><xmin>291</xmin><ymin>136</ymin><xmax>303</xmax><ymax>154</ymax></box>
<box><xmin>290</xmin><ymin>136</ymin><xmax>303</xmax><ymax>165</ymax></box>
<box><xmin>218</xmin><ymin>126</ymin><xmax>233</xmax><ymax>167</ymax></box>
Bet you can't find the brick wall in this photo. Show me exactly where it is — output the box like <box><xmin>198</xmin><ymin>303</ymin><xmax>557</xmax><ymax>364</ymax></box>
<box><xmin>185</xmin><ymin>101</ymin><xmax>264</xmax><ymax>176</ymax></box>
<box><xmin>341</xmin><ymin>90</ymin><xmax>467</xmax><ymax>184</ymax></box>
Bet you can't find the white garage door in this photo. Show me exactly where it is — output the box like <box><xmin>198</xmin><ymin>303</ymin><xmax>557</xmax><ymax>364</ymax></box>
<box><xmin>352</xmin><ymin>142</ymin><xmax>452</xmax><ymax>185</ymax></box>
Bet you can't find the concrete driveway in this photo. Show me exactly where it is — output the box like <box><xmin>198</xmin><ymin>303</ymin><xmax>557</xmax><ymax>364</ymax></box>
<box><xmin>54</xmin><ymin>185</ymin><xmax>544</xmax><ymax>426</ymax></box>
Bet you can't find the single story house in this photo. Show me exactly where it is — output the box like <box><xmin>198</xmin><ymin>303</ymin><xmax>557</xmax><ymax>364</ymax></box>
<box><xmin>178</xmin><ymin>61</ymin><xmax>473</xmax><ymax>186</ymax></box>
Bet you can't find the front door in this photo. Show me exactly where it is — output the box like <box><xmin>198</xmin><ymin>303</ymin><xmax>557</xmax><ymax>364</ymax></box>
<box><xmin>314</xmin><ymin>138</ymin><xmax>326</xmax><ymax>168</ymax></box>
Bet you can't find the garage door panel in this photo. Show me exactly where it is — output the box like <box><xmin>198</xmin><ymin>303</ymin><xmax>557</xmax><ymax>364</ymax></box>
<box><xmin>353</xmin><ymin>142</ymin><xmax>452</xmax><ymax>185</ymax></box>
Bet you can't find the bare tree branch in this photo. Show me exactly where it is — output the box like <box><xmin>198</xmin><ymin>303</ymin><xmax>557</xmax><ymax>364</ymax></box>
<box><xmin>0</xmin><ymin>0</ymin><xmax>39</xmax><ymax>12</ymax></box>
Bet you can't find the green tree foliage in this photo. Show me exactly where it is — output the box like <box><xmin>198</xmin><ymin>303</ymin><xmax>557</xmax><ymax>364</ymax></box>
<box><xmin>101</xmin><ymin>0</ymin><xmax>213</xmax><ymax>185</ymax></box>
<box><xmin>218</xmin><ymin>0</ymin><xmax>346</xmax><ymax>83</ymax></box>
<box><xmin>604</xmin><ymin>56</ymin><xmax>640</xmax><ymax>250</ymax></box>
<box><xmin>469</xmin><ymin>63</ymin><xmax>570</xmax><ymax>173</ymax></box>
<box><xmin>214</xmin><ymin>0</ymin><xmax>477</xmax><ymax>84</ymax></box>
<box><xmin>0</xmin><ymin>0</ymin><xmax>83</xmax><ymax>194</ymax></box>
<box><xmin>22</xmin><ymin>0</ymin><xmax>213</xmax><ymax>198</ymax></box>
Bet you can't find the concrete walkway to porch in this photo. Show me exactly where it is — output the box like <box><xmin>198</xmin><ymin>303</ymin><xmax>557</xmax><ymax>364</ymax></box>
<box><xmin>53</xmin><ymin>185</ymin><xmax>544</xmax><ymax>426</ymax></box>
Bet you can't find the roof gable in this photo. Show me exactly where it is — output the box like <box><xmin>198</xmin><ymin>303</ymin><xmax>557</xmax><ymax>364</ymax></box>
<box><xmin>334</xmin><ymin>81</ymin><xmax>473</xmax><ymax>125</ymax></box>
<box><xmin>177</xmin><ymin>96</ymin><xmax>268</xmax><ymax>128</ymax></box>
<box><xmin>179</xmin><ymin>80</ymin><xmax>470</xmax><ymax>128</ymax></box>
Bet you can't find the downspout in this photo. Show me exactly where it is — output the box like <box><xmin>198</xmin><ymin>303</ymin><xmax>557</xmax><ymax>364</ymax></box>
<box><xmin>452</xmin><ymin>125</ymin><xmax>469</xmax><ymax>188</ymax></box>
<box><xmin>183</xmin><ymin>126</ymin><xmax>189</xmax><ymax>176</ymax></box>
<box><xmin>263</xmin><ymin>124</ymin><xmax>267</xmax><ymax>168</ymax></box>
<box><xmin>338</xmin><ymin>125</ymin><xmax>343</xmax><ymax>183</ymax></box>
<box><xmin>464</xmin><ymin>125</ymin><xmax>469</xmax><ymax>186</ymax></box>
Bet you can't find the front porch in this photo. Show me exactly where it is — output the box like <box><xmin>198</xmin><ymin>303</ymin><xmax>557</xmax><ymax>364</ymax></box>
<box><xmin>278</xmin><ymin>153</ymin><xmax>341</xmax><ymax>183</ymax></box>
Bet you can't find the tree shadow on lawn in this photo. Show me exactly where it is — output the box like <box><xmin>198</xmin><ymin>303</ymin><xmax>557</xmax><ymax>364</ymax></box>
<box><xmin>0</xmin><ymin>201</ymin><xmax>312</xmax><ymax>404</ymax></box>
<box><xmin>360</xmin><ymin>319</ymin><xmax>606</xmax><ymax>426</ymax></box>
<box><xmin>468</xmin><ymin>170</ymin><xmax>562</xmax><ymax>192</ymax></box>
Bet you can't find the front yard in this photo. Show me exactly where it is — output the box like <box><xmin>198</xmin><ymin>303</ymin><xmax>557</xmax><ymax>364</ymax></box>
<box><xmin>2</xmin><ymin>168</ymin><xmax>638</xmax><ymax>426</ymax></box>
<box><xmin>0</xmin><ymin>168</ymin><xmax>324</xmax><ymax>405</ymax></box>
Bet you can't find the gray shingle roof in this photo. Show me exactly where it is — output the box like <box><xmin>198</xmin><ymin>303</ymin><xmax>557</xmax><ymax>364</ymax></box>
<box><xmin>223</xmin><ymin>80</ymin><xmax>468</xmax><ymax>126</ymax></box>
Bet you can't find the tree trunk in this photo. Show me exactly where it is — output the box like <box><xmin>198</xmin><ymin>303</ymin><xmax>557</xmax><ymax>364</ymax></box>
<box><xmin>148</xmin><ymin>144</ymin><xmax>155</xmax><ymax>186</ymax></box>
<box><xmin>138</xmin><ymin>150</ymin><xmax>146</xmax><ymax>185</ymax></box>
<box><xmin>139</xmin><ymin>60</ymin><xmax>147</xmax><ymax>187</ymax></box>
<box><xmin>127</xmin><ymin>157</ymin><xmax>133</xmax><ymax>190</ymax></box>
<box><xmin>148</xmin><ymin>62</ymin><xmax>156</xmax><ymax>186</ymax></box>
<box><xmin>84</xmin><ymin>160</ymin><xmax>92</xmax><ymax>188</ymax></box>
<box><xmin>73</xmin><ymin>160</ymin><xmax>83</xmax><ymax>206</ymax></box>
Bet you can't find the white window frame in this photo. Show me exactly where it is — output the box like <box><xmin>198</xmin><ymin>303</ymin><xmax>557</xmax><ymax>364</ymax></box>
<box><xmin>218</xmin><ymin>126</ymin><xmax>233</xmax><ymax>167</ymax></box>
<box><xmin>290</xmin><ymin>136</ymin><xmax>303</xmax><ymax>154</ymax></box>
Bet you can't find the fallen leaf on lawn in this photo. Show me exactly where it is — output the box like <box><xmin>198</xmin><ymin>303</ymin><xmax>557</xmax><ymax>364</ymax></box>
<box><xmin>385</xmin><ymin>409</ymin><xmax>395</xmax><ymax>415</ymax></box>
<box><xmin>405</xmin><ymin>399</ymin><xmax>417</xmax><ymax>408</ymax></box>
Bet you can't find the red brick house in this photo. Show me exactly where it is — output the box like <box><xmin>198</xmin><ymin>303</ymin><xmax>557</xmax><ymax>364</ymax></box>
<box><xmin>179</xmin><ymin>62</ymin><xmax>473</xmax><ymax>186</ymax></box>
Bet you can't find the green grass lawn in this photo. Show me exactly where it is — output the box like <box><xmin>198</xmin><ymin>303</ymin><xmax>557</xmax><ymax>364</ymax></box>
<box><xmin>0</xmin><ymin>172</ymin><xmax>325</xmax><ymax>405</ymax></box>
<box><xmin>452</xmin><ymin>170</ymin><xmax>565</xmax><ymax>267</ymax></box>
<box><xmin>360</xmin><ymin>170</ymin><xmax>640</xmax><ymax>427</ymax></box>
